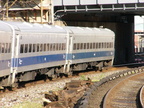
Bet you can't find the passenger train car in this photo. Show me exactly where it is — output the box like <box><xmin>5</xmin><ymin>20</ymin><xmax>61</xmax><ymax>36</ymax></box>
<box><xmin>0</xmin><ymin>21</ymin><xmax>115</xmax><ymax>87</ymax></box>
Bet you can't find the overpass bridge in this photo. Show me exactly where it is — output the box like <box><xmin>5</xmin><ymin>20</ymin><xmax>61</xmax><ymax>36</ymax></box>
<box><xmin>53</xmin><ymin>0</ymin><xmax>144</xmax><ymax>65</ymax></box>
<box><xmin>53</xmin><ymin>0</ymin><xmax>144</xmax><ymax>15</ymax></box>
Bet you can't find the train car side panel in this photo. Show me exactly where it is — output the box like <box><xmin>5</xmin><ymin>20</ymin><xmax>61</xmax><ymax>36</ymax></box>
<box><xmin>15</xmin><ymin>33</ymin><xmax>68</xmax><ymax>73</ymax></box>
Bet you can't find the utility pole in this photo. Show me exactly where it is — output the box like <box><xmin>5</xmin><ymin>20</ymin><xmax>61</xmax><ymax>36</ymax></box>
<box><xmin>40</xmin><ymin>0</ymin><xmax>43</xmax><ymax>24</ymax></box>
<box><xmin>6</xmin><ymin>0</ymin><xmax>9</xmax><ymax>20</ymax></box>
<box><xmin>49</xmin><ymin>0</ymin><xmax>54</xmax><ymax>25</ymax></box>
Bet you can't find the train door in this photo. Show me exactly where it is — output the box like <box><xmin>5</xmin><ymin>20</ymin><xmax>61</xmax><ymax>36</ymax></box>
<box><xmin>8</xmin><ymin>29</ymin><xmax>20</xmax><ymax>86</ymax></box>
<box><xmin>64</xmin><ymin>32</ymin><xmax>73</xmax><ymax>74</ymax></box>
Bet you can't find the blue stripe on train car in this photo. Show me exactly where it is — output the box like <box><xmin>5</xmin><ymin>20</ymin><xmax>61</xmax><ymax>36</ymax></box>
<box><xmin>12</xmin><ymin>51</ymin><xmax>113</xmax><ymax>68</ymax></box>
<box><xmin>12</xmin><ymin>54</ymin><xmax>65</xmax><ymax>67</ymax></box>
<box><xmin>68</xmin><ymin>51</ymin><xmax>113</xmax><ymax>60</ymax></box>
<box><xmin>0</xmin><ymin>59</ymin><xmax>11</xmax><ymax>71</ymax></box>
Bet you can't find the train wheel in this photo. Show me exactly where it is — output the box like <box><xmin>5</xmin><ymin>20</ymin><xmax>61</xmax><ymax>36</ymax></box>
<box><xmin>51</xmin><ymin>74</ymin><xmax>57</xmax><ymax>80</ymax></box>
<box><xmin>66</xmin><ymin>72</ymin><xmax>73</xmax><ymax>77</ymax></box>
<box><xmin>98</xmin><ymin>66</ymin><xmax>103</xmax><ymax>71</ymax></box>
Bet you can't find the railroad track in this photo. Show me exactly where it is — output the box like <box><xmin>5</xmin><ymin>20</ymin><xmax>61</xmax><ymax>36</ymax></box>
<box><xmin>103</xmin><ymin>72</ymin><xmax>144</xmax><ymax>108</ymax></box>
<box><xmin>0</xmin><ymin>67</ymin><xmax>129</xmax><ymax>108</ymax></box>
<box><xmin>140</xmin><ymin>85</ymin><xmax>144</xmax><ymax>107</ymax></box>
<box><xmin>0</xmin><ymin>66</ymin><xmax>142</xmax><ymax>108</ymax></box>
<box><xmin>77</xmin><ymin>67</ymin><xmax>144</xmax><ymax>108</ymax></box>
<box><xmin>0</xmin><ymin>66</ymin><xmax>127</xmax><ymax>92</ymax></box>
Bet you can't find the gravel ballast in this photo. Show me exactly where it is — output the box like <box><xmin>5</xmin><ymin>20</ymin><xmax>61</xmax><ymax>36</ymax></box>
<box><xmin>0</xmin><ymin>68</ymin><xmax>128</xmax><ymax>108</ymax></box>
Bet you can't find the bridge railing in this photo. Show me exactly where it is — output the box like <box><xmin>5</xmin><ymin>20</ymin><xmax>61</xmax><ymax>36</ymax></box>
<box><xmin>53</xmin><ymin>0</ymin><xmax>144</xmax><ymax>6</ymax></box>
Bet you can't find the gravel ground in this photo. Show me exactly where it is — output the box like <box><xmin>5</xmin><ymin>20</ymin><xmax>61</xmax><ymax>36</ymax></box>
<box><xmin>0</xmin><ymin>68</ymin><xmax>128</xmax><ymax>108</ymax></box>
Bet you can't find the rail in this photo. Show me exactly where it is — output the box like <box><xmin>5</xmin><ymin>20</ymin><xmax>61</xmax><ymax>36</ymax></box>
<box><xmin>77</xmin><ymin>67</ymin><xmax>144</xmax><ymax>108</ymax></box>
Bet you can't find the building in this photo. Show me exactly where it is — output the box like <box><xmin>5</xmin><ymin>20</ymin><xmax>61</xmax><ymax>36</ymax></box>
<box><xmin>0</xmin><ymin>0</ymin><xmax>53</xmax><ymax>24</ymax></box>
<box><xmin>135</xmin><ymin>23</ymin><xmax>144</xmax><ymax>53</ymax></box>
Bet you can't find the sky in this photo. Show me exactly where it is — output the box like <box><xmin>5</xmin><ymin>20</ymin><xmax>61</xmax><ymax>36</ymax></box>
<box><xmin>135</xmin><ymin>16</ymin><xmax>144</xmax><ymax>31</ymax></box>
<box><xmin>135</xmin><ymin>16</ymin><xmax>143</xmax><ymax>24</ymax></box>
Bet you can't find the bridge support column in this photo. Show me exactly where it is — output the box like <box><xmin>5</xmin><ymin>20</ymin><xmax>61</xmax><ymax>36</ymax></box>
<box><xmin>114</xmin><ymin>15</ymin><xmax>135</xmax><ymax>65</ymax></box>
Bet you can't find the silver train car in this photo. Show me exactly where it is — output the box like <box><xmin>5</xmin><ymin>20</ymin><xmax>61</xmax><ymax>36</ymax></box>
<box><xmin>0</xmin><ymin>21</ymin><xmax>115</xmax><ymax>87</ymax></box>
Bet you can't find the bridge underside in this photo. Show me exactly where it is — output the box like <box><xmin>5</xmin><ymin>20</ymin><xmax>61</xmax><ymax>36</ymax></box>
<box><xmin>54</xmin><ymin>1</ymin><xmax>144</xmax><ymax>65</ymax></box>
<box><xmin>58</xmin><ymin>13</ymin><xmax>135</xmax><ymax>65</ymax></box>
<box><xmin>54</xmin><ymin>3</ymin><xmax>144</xmax><ymax>15</ymax></box>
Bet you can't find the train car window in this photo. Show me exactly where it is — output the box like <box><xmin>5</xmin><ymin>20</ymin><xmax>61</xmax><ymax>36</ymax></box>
<box><xmin>39</xmin><ymin>44</ymin><xmax>43</xmax><ymax>52</ymax></box>
<box><xmin>93</xmin><ymin>43</ymin><xmax>95</xmax><ymax>49</ymax></box>
<box><xmin>100</xmin><ymin>43</ymin><xmax>103</xmax><ymax>48</ymax></box>
<box><xmin>79</xmin><ymin>43</ymin><xmax>81</xmax><ymax>49</ymax></box>
<box><xmin>84</xmin><ymin>43</ymin><xmax>86</xmax><ymax>49</ymax></box>
<box><xmin>29</xmin><ymin>44</ymin><xmax>32</xmax><ymax>53</ymax></box>
<box><xmin>42</xmin><ymin>44</ymin><xmax>44</xmax><ymax>51</ymax></box>
<box><xmin>33</xmin><ymin>44</ymin><xmax>36</xmax><ymax>52</ymax></box>
<box><xmin>1</xmin><ymin>43</ymin><xmax>5</xmax><ymax>53</ymax></box>
<box><xmin>44</xmin><ymin>44</ymin><xmax>47</xmax><ymax>51</ymax></box>
<box><xmin>20</xmin><ymin>44</ymin><xmax>24</xmax><ymax>53</ymax></box>
<box><xmin>109</xmin><ymin>43</ymin><xmax>111</xmax><ymax>48</ymax></box>
<box><xmin>96</xmin><ymin>43</ymin><xmax>98</xmax><ymax>49</ymax></box>
<box><xmin>102</xmin><ymin>43</ymin><xmax>103</xmax><ymax>48</ymax></box>
<box><xmin>87</xmin><ymin>43</ymin><xmax>89</xmax><ymax>49</ymax></box>
<box><xmin>25</xmin><ymin>44</ymin><xmax>28</xmax><ymax>53</ymax></box>
<box><xmin>37</xmin><ymin>44</ymin><xmax>39</xmax><ymax>52</ymax></box>
<box><xmin>73</xmin><ymin>43</ymin><xmax>76</xmax><ymax>50</ymax></box>
<box><xmin>47</xmin><ymin>44</ymin><xmax>49</xmax><ymax>51</ymax></box>
<box><xmin>100</xmin><ymin>43</ymin><xmax>102</xmax><ymax>48</ymax></box>
<box><xmin>80</xmin><ymin>43</ymin><xmax>83</xmax><ymax>50</ymax></box>
<box><xmin>103</xmin><ymin>43</ymin><xmax>104</xmax><ymax>48</ymax></box>
<box><xmin>4</xmin><ymin>43</ymin><xmax>6</xmax><ymax>53</ymax></box>
<box><xmin>54</xmin><ymin>43</ymin><xmax>56</xmax><ymax>51</ymax></box>
<box><xmin>65</xmin><ymin>43</ymin><xmax>66</xmax><ymax>50</ymax></box>
<box><xmin>80</xmin><ymin>43</ymin><xmax>82</xmax><ymax>49</ymax></box>
<box><xmin>64</xmin><ymin>43</ymin><xmax>66</xmax><ymax>50</ymax></box>
<box><xmin>54</xmin><ymin>44</ymin><xmax>56</xmax><ymax>51</ymax></box>
<box><xmin>58</xmin><ymin>43</ymin><xmax>61</xmax><ymax>50</ymax></box>
<box><xmin>53</xmin><ymin>43</ymin><xmax>56</xmax><ymax>51</ymax></box>
<box><xmin>99</xmin><ymin>43</ymin><xmax>102</xmax><ymax>48</ymax></box>
<box><xmin>8</xmin><ymin>43</ymin><xmax>11</xmax><ymax>53</ymax></box>
<box><xmin>50</xmin><ymin>44</ymin><xmax>53</xmax><ymax>51</ymax></box>
<box><xmin>77</xmin><ymin>43</ymin><xmax>79</xmax><ymax>50</ymax></box>
<box><xmin>106</xmin><ymin>43</ymin><xmax>108</xmax><ymax>48</ymax></box>
<box><xmin>0</xmin><ymin>43</ymin><xmax>1</xmax><ymax>53</ymax></box>
<box><xmin>104</xmin><ymin>43</ymin><xmax>106</xmax><ymax>48</ymax></box>
<box><xmin>77</xmin><ymin>43</ymin><xmax>80</xmax><ymax>50</ymax></box>
<box><xmin>0</xmin><ymin>43</ymin><xmax>3</xmax><ymax>53</ymax></box>
<box><xmin>111</xmin><ymin>43</ymin><xmax>113</xmax><ymax>48</ymax></box>
<box><xmin>107</xmin><ymin>43</ymin><xmax>110</xmax><ymax>48</ymax></box>
<box><xmin>90</xmin><ymin>43</ymin><xmax>92</xmax><ymax>49</ymax></box>
<box><xmin>56</xmin><ymin>43</ymin><xmax>59</xmax><ymax>51</ymax></box>
<box><xmin>0</xmin><ymin>43</ymin><xmax>2</xmax><ymax>53</ymax></box>
<box><xmin>62</xmin><ymin>43</ymin><xmax>66</xmax><ymax>50</ymax></box>
<box><xmin>5</xmin><ymin>43</ymin><xmax>8</xmax><ymax>53</ymax></box>
<box><xmin>105</xmin><ymin>43</ymin><xmax>106</xmax><ymax>48</ymax></box>
<box><xmin>98</xmin><ymin>43</ymin><xmax>100</xmax><ymax>48</ymax></box>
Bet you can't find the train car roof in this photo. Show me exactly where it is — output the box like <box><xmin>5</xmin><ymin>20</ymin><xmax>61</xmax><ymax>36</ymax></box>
<box><xmin>0</xmin><ymin>21</ymin><xmax>67</xmax><ymax>33</ymax></box>
<box><xmin>63</xmin><ymin>26</ymin><xmax>115</xmax><ymax>36</ymax></box>
<box><xmin>0</xmin><ymin>21</ymin><xmax>114</xmax><ymax>37</ymax></box>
